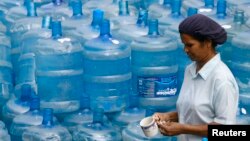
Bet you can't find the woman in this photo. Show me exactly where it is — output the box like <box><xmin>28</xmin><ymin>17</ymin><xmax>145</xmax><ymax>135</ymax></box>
<box><xmin>153</xmin><ymin>14</ymin><xmax>239</xmax><ymax>141</ymax></box>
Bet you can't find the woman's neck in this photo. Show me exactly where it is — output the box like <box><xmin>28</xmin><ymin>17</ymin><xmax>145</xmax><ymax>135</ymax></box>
<box><xmin>196</xmin><ymin>51</ymin><xmax>216</xmax><ymax>73</ymax></box>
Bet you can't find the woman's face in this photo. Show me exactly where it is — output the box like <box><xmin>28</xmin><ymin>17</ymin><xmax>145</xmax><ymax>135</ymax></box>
<box><xmin>180</xmin><ymin>33</ymin><xmax>211</xmax><ymax>62</ymax></box>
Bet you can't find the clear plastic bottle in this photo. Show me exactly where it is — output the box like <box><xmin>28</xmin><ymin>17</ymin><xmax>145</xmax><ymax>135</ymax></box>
<box><xmin>112</xmin><ymin>9</ymin><xmax>149</xmax><ymax>42</ymax></box>
<box><xmin>65</xmin><ymin>9</ymin><xmax>104</xmax><ymax>47</ymax></box>
<box><xmin>0</xmin><ymin>120</ymin><xmax>10</xmax><ymax>141</ymax></box>
<box><xmin>218</xmin><ymin>10</ymin><xmax>250</xmax><ymax>67</ymax></box>
<box><xmin>39</xmin><ymin>0</ymin><xmax>72</xmax><ymax>21</ymax></box>
<box><xmin>131</xmin><ymin>19</ymin><xmax>178</xmax><ymax>111</ymax></box>
<box><xmin>110</xmin><ymin>0</ymin><xmax>137</xmax><ymax>30</ymax></box>
<box><xmin>231</xmin><ymin>31</ymin><xmax>250</xmax><ymax>115</ymax></box>
<box><xmin>0</xmin><ymin>34</ymin><xmax>12</xmax><ymax>111</ymax></box>
<box><xmin>61</xmin><ymin>96</ymin><xmax>108</xmax><ymax>134</ymax></box>
<box><xmin>159</xmin><ymin>0</ymin><xmax>184</xmax><ymax>29</ymax></box>
<box><xmin>9</xmin><ymin>2</ymin><xmax>43</xmax><ymax>84</ymax></box>
<box><xmin>31</xmin><ymin>20</ymin><xmax>84</xmax><ymax>114</ymax></box>
<box><xmin>2</xmin><ymin>84</ymin><xmax>34</xmax><ymax>129</ymax></box>
<box><xmin>84</xmin><ymin>19</ymin><xmax>131</xmax><ymax>113</ymax></box>
<box><xmin>111</xmin><ymin>94</ymin><xmax>146</xmax><ymax>131</ymax></box>
<box><xmin>72</xmin><ymin>108</ymin><xmax>122</xmax><ymax>141</ymax></box>
<box><xmin>62</xmin><ymin>0</ymin><xmax>90</xmax><ymax>31</ymax></box>
<box><xmin>10</xmin><ymin>96</ymin><xmax>43</xmax><ymax>141</ymax></box>
<box><xmin>22</xmin><ymin>108</ymin><xmax>72</xmax><ymax>141</ymax></box>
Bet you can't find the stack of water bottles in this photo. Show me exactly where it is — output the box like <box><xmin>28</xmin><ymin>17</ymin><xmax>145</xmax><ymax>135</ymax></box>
<box><xmin>0</xmin><ymin>0</ymin><xmax>249</xmax><ymax>140</ymax></box>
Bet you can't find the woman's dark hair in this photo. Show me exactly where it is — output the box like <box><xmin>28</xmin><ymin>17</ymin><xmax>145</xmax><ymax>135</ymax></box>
<box><xmin>179</xmin><ymin>14</ymin><xmax>227</xmax><ymax>46</ymax></box>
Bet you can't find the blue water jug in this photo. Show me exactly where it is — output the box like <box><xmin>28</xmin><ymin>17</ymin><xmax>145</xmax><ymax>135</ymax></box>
<box><xmin>182</xmin><ymin>0</ymin><xmax>203</xmax><ymax>17</ymax></box>
<box><xmin>131</xmin><ymin>19</ymin><xmax>178</xmax><ymax>111</ymax></box>
<box><xmin>62</xmin><ymin>0</ymin><xmax>89</xmax><ymax>31</ymax></box>
<box><xmin>231</xmin><ymin>31</ymin><xmax>250</xmax><ymax>114</ymax></box>
<box><xmin>210</xmin><ymin>0</ymin><xmax>232</xmax><ymax>27</ymax></box>
<box><xmin>22</xmin><ymin>108</ymin><xmax>72</xmax><ymax>141</ymax></box>
<box><xmin>0</xmin><ymin>0</ymin><xmax>23</xmax><ymax>23</ymax></box>
<box><xmin>9</xmin><ymin>2</ymin><xmax>42</xmax><ymax>84</ymax></box>
<box><xmin>111</xmin><ymin>94</ymin><xmax>146</xmax><ymax>131</ymax></box>
<box><xmin>159</xmin><ymin>0</ymin><xmax>184</xmax><ymax>29</ymax></box>
<box><xmin>0</xmin><ymin>120</ymin><xmax>10</xmax><ymax>141</ymax></box>
<box><xmin>2</xmin><ymin>84</ymin><xmax>34</xmax><ymax>129</ymax></box>
<box><xmin>0</xmin><ymin>34</ymin><xmax>12</xmax><ymax>108</ymax></box>
<box><xmin>62</xmin><ymin>96</ymin><xmax>109</xmax><ymax>134</ymax></box>
<box><xmin>122</xmin><ymin>107</ymin><xmax>177</xmax><ymax>141</ymax></box>
<box><xmin>72</xmin><ymin>108</ymin><xmax>122</xmax><ymax>141</ymax></box>
<box><xmin>110</xmin><ymin>0</ymin><xmax>137</xmax><ymax>29</ymax></box>
<box><xmin>39</xmin><ymin>0</ymin><xmax>72</xmax><ymax>21</ymax></box>
<box><xmin>148</xmin><ymin>0</ymin><xmax>172</xmax><ymax>18</ymax></box>
<box><xmin>10</xmin><ymin>96</ymin><xmax>42</xmax><ymax>141</ymax></box>
<box><xmin>4</xmin><ymin>1</ymin><xmax>44</xmax><ymax>30</ymax></box>
<box><xmin>218</xmin><ymin>10</ymin><xmax>250</xmax><ymax>67</ymax></box>
<box><xmin>65</xmin><ymin>9</ymin><xmax>104</xmax><ymax>47</ymax></box>
<box><xmin>84</xmin><ymin>19</ymin><xmax>131</xmax><ymax>113</ymax></box>
<box><xmin>200</xmin><ymin>0</ymin><xmax>216</xmax><ymax>15</ymax></box>
<box><xmin>28</xmin><ymin>20</ymin><xmax>84</xmax><ymax>114</ymax></box>
<box><xmin>112</xmin><ymin>9</ymin><xmax>148</xmax><ymax>42</ymax></box>
<box><xmin>0</xmin><ymin>21</ymin><xmax>7</xmax><ymax>34</ymax></box>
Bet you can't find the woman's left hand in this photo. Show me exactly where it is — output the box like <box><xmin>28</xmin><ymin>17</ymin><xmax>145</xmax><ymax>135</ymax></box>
<box><xmin>157</xmin><ymin>121</ymin><xmax>183</xmax><ymax>136</ymax></box>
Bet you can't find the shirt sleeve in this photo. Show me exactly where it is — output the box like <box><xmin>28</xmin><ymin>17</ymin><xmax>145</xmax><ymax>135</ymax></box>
<box><xmin>213</xmin><ymin>81</ymin><xmax>239</xmax><ymax>124</ymax></box>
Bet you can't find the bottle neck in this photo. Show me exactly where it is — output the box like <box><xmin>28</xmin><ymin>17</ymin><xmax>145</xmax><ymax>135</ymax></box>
<box><xmin>52</xmin><ymin>21</ymin><xmax>62</xmax><ymax>39</ymax></box>
<box><xmin>42</xmin><ymin>108</ymin><xmax>54</xmax><ymax>127</ymax></box>
<box><xmin>99</xmin><ymin>19</ymin><xmax>112</xmax><ymax>38</ymax></box>
<box><xmin>148</xmin><ymin>19</ymin><xmax>160</xmax><ymax>36</ymax></box>
<box><xmin>26</xmin><ymin>2</ymin><xmax>37</xmax><ymax>17</ymax></box>
<box><xmin>187</xmin><ymin>7</ymin><xmax>198</xmax><ymax>17</ymax></box>
<box><xmin>136</xmin><ymin>9</ymin><xmax>148</xmax><ymax>27</ymax></box>
<box><xmin>234</xmin><ymin>10</ymin><xmax>245</xmax><ymax>25</ymax></box>
<box><xmin>217</xmin><ymin>0</ymin><xmax>227</xmax><ymax>18</ymax></box>
<box><xmin>171</xmin><ymin>0</ymin><xmax>181</xmax><ymax>16</ymax></box>
<box><xmin>91</xmin><ymin>9</ymin><xmax>104</xmax><ymax>29</ymax></box>
<box><xmin>42</xmin><ymin>16</ymin><xmax>52</xmax><ymax>29</ymax></box>
<box><xmin>205</xmin><ymin>0</ymin><xmax>214</xmax><ymax>8</ymax></box>
<box><xmin>119</xmin><ymin>1</ymin><xmax>130</xmax><ymax>16</ymax></box>
<box><xmin>72</xmin><ymin>1</ymin><xmax>83</xmax><ymax>17</ymax></box>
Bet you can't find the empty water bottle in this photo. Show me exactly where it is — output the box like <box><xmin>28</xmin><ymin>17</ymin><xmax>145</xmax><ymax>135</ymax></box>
<box><xmin>10</xmin><ymin>96</ymin><xmax>43</xmax><ymax>141</ymax></box>
<box><xmin>66</xmin><ymin>9</ymin><xmax>104</xmax><ymax>47</ymax></box>
<box><xmin>28</xmin><ymin>20</ymin><xmax>84</xmax><ymax>114</ymax></box>
<box><xmin>9</xmin><ymin>2</ymin><xmax>42</xmax><ymax>84</ymax></box>
<box><xmin>110</xmin><ymin>0</ymin><xmax>137</xmax><ymax>29</ymax></box>
<box><xmin>111</xmin><ymin>94</ymin><xmax>146</xmax><ymax>131</ymax></box>
<box><xmin>84</xmin><ymin>19</ymin><xmax>131</xmax><ymax>113</ymax></box>
<box><xmin>22</xmin><ymin>108</ymin><xmax>72</xmax><ymax>141</ymax></box>
<box><xmin>112</xmin><ymin>9</ymin><xmax>148</xmax><ymax>42</ymax></box>
<box><xmin>231</xmin><ymin>31</ymin><xmax>250</xmax><ymax>115</ymax></box>
<box><xmin>0</xmin><ymin>121</ymin><xmax>10</xmax><ymax>141</ymax></box>
<box><xmin>62</xmin><ymin>0</ymin><xmax>90</xmax><ymax>31</ymax></box>
<box><xmin>218</xmin><ymin>10</ymin><xmax>250</xmax><ymax>67</ymax></box>
<box><xmin>159</xmin><ymin>0</ymin><xmax>184</xmax><ymax>29</ymax></box>
<box><xmin>0</xmin><ymin>34</ymin><xmax>12</xmax><ymax>109</ymax></box>
<box><xmin>2</xmin><ymin>84</ymin><xmax>34</xmax><ymax>129</ymax></box>
<box><xmin>39</xmin><ymin>0</ymin><xmax>72</xmax><ymax>21</ymax></box>
<box><xmin>61</xmin><ymin>96</ymin><xmax>108</xmax><ymax>134</ymax></box>
<box><xmin>72</xmin><ymin>108</ymin><xmax>122</xmax><ymax>141</ymax></box>
<box><xmin>131</xmin><ymin>19</ymin><xmax>178</xmax><ymax>111</ymax></box>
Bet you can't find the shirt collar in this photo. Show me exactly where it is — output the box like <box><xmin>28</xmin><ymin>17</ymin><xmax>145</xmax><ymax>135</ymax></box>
<box><xmin>189</xmin><ymin>54</ymin><xmax>221</xmax><ymax>80</ymax></box>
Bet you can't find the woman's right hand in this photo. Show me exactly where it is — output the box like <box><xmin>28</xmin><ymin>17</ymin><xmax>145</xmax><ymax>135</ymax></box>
<box><xmin>152</xmin><ymin>112</ymin><xmax>170</xmax><ymax>122</ymax></box>
<box><xmin>153</xmin><ymin>112</ymin><xmax>178</xmax><ymax>122</ymax></box>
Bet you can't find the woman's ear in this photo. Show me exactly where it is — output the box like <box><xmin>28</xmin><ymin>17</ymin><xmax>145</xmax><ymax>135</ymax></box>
<box><xmin>204</xmin><ymin>39</ymin><xmax>213</xmax><ymax>49</ymax></box>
